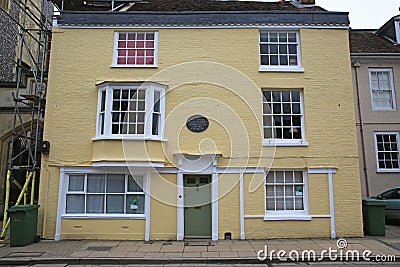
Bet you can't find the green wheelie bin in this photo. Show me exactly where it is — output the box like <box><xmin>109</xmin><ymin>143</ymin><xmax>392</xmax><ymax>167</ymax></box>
<box><xmin>362</xmin><ymin>198</ymin><xmax>385</xmax><ymax>236</ymax></box>
<box><xmin>7</xmin><ymin>204</ymin><xmax>39</xmax><ymax>247</ymax></box>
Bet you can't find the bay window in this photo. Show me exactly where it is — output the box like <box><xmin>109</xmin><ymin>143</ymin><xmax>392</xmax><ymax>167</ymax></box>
<box><xmin>96</xmin><ymin>82</ymin><xmax>166</xmax><ymax>139</ymax></box>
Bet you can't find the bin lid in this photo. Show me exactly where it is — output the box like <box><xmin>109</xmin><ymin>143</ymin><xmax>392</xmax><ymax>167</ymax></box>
<box><xmin>7</xmin><ymin>204</ymin><xmax>39</xmax><ymax>213</ymax></box>
<box><xmin>362</xmin><ymin>198</ymin><xmax>386</xmax><ymax>206</ymax></box>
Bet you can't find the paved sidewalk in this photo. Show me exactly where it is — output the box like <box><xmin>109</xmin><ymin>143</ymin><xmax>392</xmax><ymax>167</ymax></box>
<box><xmin>0</xmin><ymin>225</ymin><xmax>398</xmax><ymax>265</ymax></box>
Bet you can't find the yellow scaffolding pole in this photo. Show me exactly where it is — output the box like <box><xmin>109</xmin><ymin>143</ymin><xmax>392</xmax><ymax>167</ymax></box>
<box><xmin>30</xmin><ymin>171</ymin><xmax>36</xmax><ymax>205</ymax></box>
<box><xmin>1</xmin><ymin>171</ymin><xmax>34</xmax><ymax>239</ymax></box>
<box><xmin>24</xmin><ymin>172</ymin><xmax>28</xmax><ymax>205</ymax></box>
<box><xmin>1</xmin><ymin>170</ymin><xmax>11</xmax><ymax>237</ymax></box>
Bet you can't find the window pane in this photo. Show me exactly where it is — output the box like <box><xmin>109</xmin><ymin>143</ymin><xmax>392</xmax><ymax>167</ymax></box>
<box><xmin>87</xmin><ymin>174</ymin><xmax>105</xmax><ymax>193</ymax></box>
<box><xmin>275</xmin><ymin>172</ymin><xmax>284</xmax><ymax>183</ymax></box>
<box><xmin>68</xmin><ymin>175</ymin><xmax>84</xmax><ymax>191</ymax></box>
<box><xmin>126</xmin><ymin>194</ymin><xmax>145</xmax><ymax>214</ymax></box>
<box><xmin>153</xmin><ymin>91</ymin><xmax>161</xmax><ymax>112</ymax></box>
<box><xmin>107</xmin><ymin>174</ymin><xmax>125</xmax><ymax>193</ymax></box>
<box><xmin>266</xmin><ymin>172</ymin><xmax>274</xmax><ymax>183</ymax></box>
<box><xmin>295</xmin><ymin>197</ymin><xmax>304</xmax><ymax>210</ymax></box>
<box><xmin>86</xmin><ymin>195</ymin><xmax>104</xmax><ymax>213</ymax></box>
<box><xmin>260</xmin><ymin>32</ymin><xmax>268</xmax><ymax>42</ymax></box>
<box><xmin>152</xmin><ymin>113</ymin><xmax>159</xmax><ymax>135</ymax></box>
<box><xmin>128</xmin><ymin>175</ymin><xmax>143</xmax><ymax>192</ymax></box>
<box><xmin>106</xmin><ymin>195</ymin><xmax>124</xmax><ymax>213</ymax></box>
<box><xmin>66</xmin><ymin>195</ymin><xmax>84</xmax><ymax>213</ymax></box>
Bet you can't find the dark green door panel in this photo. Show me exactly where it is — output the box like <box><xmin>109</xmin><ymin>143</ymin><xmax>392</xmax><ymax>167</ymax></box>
<box><xmin>184</xmin><ymin>175</ymin><xmax>211</xmax><ymax>238</ymax></box>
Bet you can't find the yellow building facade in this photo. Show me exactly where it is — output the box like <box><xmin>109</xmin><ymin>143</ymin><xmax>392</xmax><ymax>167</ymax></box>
<box><xmin>40</xmin><ymin>3</ymin><xmax>363</xmax><ymax>241</ymax></box>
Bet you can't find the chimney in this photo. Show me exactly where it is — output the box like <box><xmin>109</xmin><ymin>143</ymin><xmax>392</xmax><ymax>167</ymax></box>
<box><xmin>291</xmin><ymin>0</ymin><xmax>316</xmax><ymax>8</ymax></box>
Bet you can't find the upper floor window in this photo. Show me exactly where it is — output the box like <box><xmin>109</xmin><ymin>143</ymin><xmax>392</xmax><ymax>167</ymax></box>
<box><xmin>375</xmin><ymin>132</ymin><xmax>400</xmax><ymax>172</ymax></box>
<box><xmin>369</xmin><ymin>69</ymin><xmax>396</xmax><ymax>110</ymax></box>
<box><xmin>112</xmin><ymin>32</ymin><xmax>158</xmax><ymax>67</ymax></box>
<box><xmin>96</xmin><ymin>82</ymin><xmax>166</xmax><ymax>140</ymax></box>
<box><xmin>262</xmin><ymin>90</ymin><xmax>306</xmax><ymax>146</ymax></box>
<box><xmin>259</xmin><ymin>31</ymin><xmax>303</xmax><ymax>72</ymax></box>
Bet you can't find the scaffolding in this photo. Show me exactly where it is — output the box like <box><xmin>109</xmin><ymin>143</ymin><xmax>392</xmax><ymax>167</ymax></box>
<box><xmin>0</xmin><ymin>0</ymin><xmax>52</xmax><ymax>239</ymax></box>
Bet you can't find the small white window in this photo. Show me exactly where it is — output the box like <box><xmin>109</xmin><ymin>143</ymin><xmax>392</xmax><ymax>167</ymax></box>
<box><xmin>96</xmin><ymin>82</ymin><xmax>166</xmax><ymax>140</ymax></box>
<box><xmin>112</xmin><ymin>32</ymin><xmax>158</xmax><ymax>67</ymax></box>
<box><xmin>65</xmin><ymin>174</ymin><xmax>146</xmax><ymax>216</ymax></box>
<box><xmin>259</xmin><ymin>31</ymin><xmax>303</xmax><ymax>72</ymax></box>
<box><xmin>262</xmin><ymin>90</ymin><xmax>307</xmax><ymax>146</ymax></box>
<box><xmin>369</xmin><ymin>69</ymin><xmax>396</xmax><ymax>110</ymax></box>
<box><xmin>375</xmin><ymin>132</ymin><xmax>400</xmax><ymax>172</ymax></box>
<box><xmin>264</xmin><ymin>170</ymin><xmax>310</xmax><ymax>220</ymax></box>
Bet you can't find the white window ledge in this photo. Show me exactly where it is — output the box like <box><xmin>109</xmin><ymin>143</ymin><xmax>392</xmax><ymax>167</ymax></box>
<box><xmin>259</xmin><ymin>66</ymin><xmax>304</xmax><ymax>73</ymax></box>
<box><xmin>62</xmin><ymin>214</ymin><xmax>146</xmax><ymax>219</ymax></box>
<box><xmin>264</xmin><ymin>214</ymin><xmax>311</xmax><ymax>221</ymax></box>
<box><xmin>92</xmin><ymin>137</ymin><xmax>167</xmax><ymax>142</ymax></box>
<box><xmin>377</xmin><ymin>169</ymin><xmax>400</xmax><ymax>173</ymax></box>
<box><xmin>110</xmin><ymin>64</ymin><xmax>158</xmax><ymax>68</ymax></box>
<box><xmin>263</xmin><ymin>140</ymin><xmax>309</xmax><ymax>147</ymax></box>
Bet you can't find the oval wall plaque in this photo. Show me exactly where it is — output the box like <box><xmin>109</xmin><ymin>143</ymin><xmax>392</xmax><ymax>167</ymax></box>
<box><xmin>186</xmin><ymin>115</ymin><xmax>209</xmax><ymax>133</ymax></box>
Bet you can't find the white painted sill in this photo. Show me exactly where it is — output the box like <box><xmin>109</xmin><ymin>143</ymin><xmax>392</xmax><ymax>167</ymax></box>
<box><xmin>376</xmin><ymin>169</ymin><xmax>400</xmax><ymax>173</ymax></box>
<box><xmin>264</xmin><ymin>214</ymin><xmax>312</xmax><ymax>221</ymax></box>
<box><xmin>263</xmin><ymin>140</ymin><xmax>309</xmax><ymax>147</ymax></box>
<box><xmin>92</xmin><ymin>136</ymin><xmax>167</xmax><ymax>141</ymax></box>
<box><xmin>61</xmin><ymin>214</ymin><xmax>146</xmax><ymax>219</ymax></box>
<box><xmin>110</xmin><ymin>64</ymin><xmax>158</xmax><ymax>68</ymax></box>
<box><xmin>259</xmin><ymin>66</ymin><xmax>304</xmax><ymax>73</ymax></box>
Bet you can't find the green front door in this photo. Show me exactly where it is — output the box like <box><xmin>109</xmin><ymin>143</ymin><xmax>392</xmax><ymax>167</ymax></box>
<box><xmin>184</xmin><ymin>175</ymin><xmax>211</xmax><ymax>238</ymax></box>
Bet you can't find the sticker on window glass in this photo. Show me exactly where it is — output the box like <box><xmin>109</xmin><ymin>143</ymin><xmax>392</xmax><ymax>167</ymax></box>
<box><xmin>295</xmin><ymin>186</ymin><xmax>303</xmax><ymax>196</ymax></box>
<box><xmin>130</xmin><ymin>197</ymin><xmax>138</xmax><ymax>210</ymax></box>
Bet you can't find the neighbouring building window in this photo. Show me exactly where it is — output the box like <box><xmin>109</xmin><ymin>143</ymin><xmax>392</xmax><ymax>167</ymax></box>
<box><xmin>265</xmin><ymin>170</ymin><xmax>306</xmax><ymax>213</ymax></box>
<box><xmin>113</xmin><ymin>32</ymin><xmax>158</xmax><ymax>67</ymax></box>
<box><xmin>369</xmin><ymin>69</ymin><xmax>396</xmax><ymax>110</ymax></box>
<box><xmin>66</xmin><ymin>174</ymin><xmax>145</xmax><ymax>215</ymax></box>
<box><xmin>0</xmin><ymin>0</ymin><xmax>9</xmax><ymax>11</ymax></box>
<box><xmin>259</xmin><ymin>31</ymin><xmax>301</xmax><ymax>70</ymax></box>
<box><xmin>375</xmin><ymin>133</ymin><xmax>400</xmax><ymax>171</ymax></box>
<box><xmin>262</xmin><ymin>90</ymin><xmax>305</xmax><ymax>145</ymax></box>
<box><xmin>96</xmin><ymin>82</ymin><xmax>166</xmax><ymax>139</ymax></box>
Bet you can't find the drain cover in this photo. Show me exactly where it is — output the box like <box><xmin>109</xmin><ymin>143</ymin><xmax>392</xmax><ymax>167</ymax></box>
<box><xmin>185</xmin><ymin>241</ymin><xmax>213</xmax><ymax>246</ymax></box>
<box><xmin>5</xmin><ymin>251</ymin><xmax>44</xmax><ymax>258</ymax></box>
<box><xmin>86</xmin><ymin>246</ymin><xmax>113</xmax><ymax>251</ymax></box>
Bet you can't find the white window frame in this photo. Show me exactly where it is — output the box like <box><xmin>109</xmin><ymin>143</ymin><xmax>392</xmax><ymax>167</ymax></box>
<box><xmin>111</xmin><ymin>32</ymin><xmax>158</xmax><ymax>68</ymax></box>
<box><xmin>264</xmin><ymin>169</ymin><xmax>310</xmax><ymax>221</ymax></box>
<box><xmin>262</xmin><ymin>89</ymin><xmax>308</xmax><ymax>146</ymax></box>
<box><xmin>395</xmin><ymin>21</ymin><xmax>400</xmax><ymax>45</ymax></box>
<box><xmin>259</xmin><ymin>30</ymin><xmax>304</xmax><ymax>72</ymax></box>
<box><xmin>61</xmin><ymin>170</ymin><xmax>150</xmax><ymax>219</ymax></box>
<box><xmin>374</xmin><ymin>132</ymin><xmax>400</xmax><ymax>173</ymax></box>
<box><xmin>369</xmin><ymin>68</ymin><xmax>396</xmax><ymax>111</ymax></box>
<box><xmin>95</xmin><ymin>82</ymin><xmax>166</xmax><ymax>140</ymax></box>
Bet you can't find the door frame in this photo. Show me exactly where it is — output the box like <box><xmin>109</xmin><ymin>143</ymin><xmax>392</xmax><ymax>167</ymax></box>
<box><xmin>175</xmin><ymin>154</ymin><xmax>219</xmax><ymax>241</ymax></box>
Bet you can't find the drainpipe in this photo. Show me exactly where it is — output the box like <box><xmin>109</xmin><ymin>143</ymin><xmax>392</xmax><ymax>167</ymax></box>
<box><xmin>353</xmin><ymin>61</ymin><xmax>370</xmax><ymax>197</ymax></box>
<box><xmin>239</xmin><ymin>171</ymin><xmax>245</xmax><ymax>240</ymax></box>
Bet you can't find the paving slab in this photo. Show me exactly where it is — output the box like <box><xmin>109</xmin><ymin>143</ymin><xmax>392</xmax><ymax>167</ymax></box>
<box><xmin>0</xmin><ymin>225</ymin><xmax>398</xmax><ymax>265</ymax></box>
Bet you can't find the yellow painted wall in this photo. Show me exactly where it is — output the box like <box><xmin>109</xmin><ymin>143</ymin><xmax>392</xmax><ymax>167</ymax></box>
<box><xmin>60</xmin><ymin>219</ymin><xmax>145</xmax><ymax>240</ymax></box>
<box><xmin>40</xmin><ymin>26</ymin><xmax>363</xmax><ymax>239</ymax></box>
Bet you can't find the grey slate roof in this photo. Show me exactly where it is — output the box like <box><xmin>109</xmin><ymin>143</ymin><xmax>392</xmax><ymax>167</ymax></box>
<box><xmin>350</xmin><ymin>30</ymin><xmax>400</xmax><ymax>54</ymax></box>
<box><xmin>54</xmin><ymin>0</ymin><xmax>349</xmax><ymax>27</ymax></box>
<box><xmin>57</xmin><ymin>10</ymin><xmax>349</xmax><ymax>27</ymax></box>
